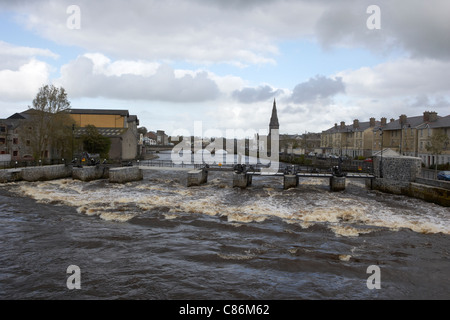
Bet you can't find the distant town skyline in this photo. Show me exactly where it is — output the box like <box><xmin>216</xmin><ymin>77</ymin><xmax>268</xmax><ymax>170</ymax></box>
<box><xmin>1</xmin><ymin>0</ymin><xmax>449</xmax><ymax>135</ymax></box>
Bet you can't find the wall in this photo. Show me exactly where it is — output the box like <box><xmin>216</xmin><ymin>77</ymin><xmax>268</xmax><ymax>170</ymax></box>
<box><xmin>109</xmin><ymin>167</ymin><xmax>143</xmax><ymax>183</ymax></box>
<box><xmin>373</xmin><ymin>155</ymin><xmax>421</xmax><ymax>181</ymax></box>
<box><xmin>71</xmin><ymin>114</ymin><xmax>126</xmax><ymax>128</ymax></box>
<box><xmin>21</xmin><ymin>165</ymin><xmax>73</xmax><ymax>182</ymax></box>
<box><xmin>369</xmin><ymin>155</ymin><xmax>449</xmax><ymax>207</ymax></box>
<box><xmin>121</xmin><ymin>129</ymin><xmax>138</xmax><ymax>160</ymax></box>
<box><xmin>72</xmin><ymin>165</ymin><xmax>110</xmax><ymax>182</ymax></box>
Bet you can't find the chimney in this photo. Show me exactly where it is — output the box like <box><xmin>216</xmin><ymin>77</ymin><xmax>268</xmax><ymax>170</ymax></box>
<box><xmin>334</xmin><ymin>123</ymin><xmax>338</xmax><ymax>129</ymax></box>
<box><xmin>429</xmin><ymin>111</ymin><xmax>438</xmax><ymax>122</ymax></box>
<box><xmin>340</xmin><ymin>121</ymin><xmax>346</xmax><ymax>129</ymax></box>
<box><xmin>399</xmin><ymin>114</ymin><xmax>407</xmax><ymax>126</ymax></box>
<box><xmin>353</xmin><ymin>119</ymin><xmax>360</xmax><ymax>129</ymax></box>
<box><xmin>381</xmin><ymin>117</ymin><xmax>387</xmax><ymax>127</ymax></box>
<box><xmin>370</xmin><ymin>117</ymin><xmax>376</xmax><ymax>127</ymax></box>
<box><xmin>423</xmin><ymin>111</ymin><xmax>430</xmax><ymax>122</ymax></box>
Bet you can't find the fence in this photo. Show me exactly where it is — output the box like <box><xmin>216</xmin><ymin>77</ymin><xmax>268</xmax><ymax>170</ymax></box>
<box><xmin>0</xmin><ymin>159</ymin><xmax>68</xmax><ymax>170</ymax></box>
<box><xmin>140</xmin><ymin>159</ymin><xmax>204</xmax><ymax>169</ymax></box>
<box><xmin>421</xmin><ymin>168</ymin><xmax>437</xmax><ymax>180</ymax></box>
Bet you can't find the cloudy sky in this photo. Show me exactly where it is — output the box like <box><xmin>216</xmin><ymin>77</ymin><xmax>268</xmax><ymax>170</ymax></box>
<box><xmin>0</xmin><ymin>0</ymin><xmax>449</xmax><ymax>136</ymax></box>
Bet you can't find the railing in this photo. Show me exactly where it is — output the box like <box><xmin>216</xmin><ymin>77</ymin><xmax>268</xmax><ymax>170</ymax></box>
<box><xmin>421</xmin><ymin>169</ymin><xmax>437</xmax><ymax>180</ymax></box>
<box><xmin>0</xmin><ymin>159</ymin><xmax>69</xmax><ymax>170</ymax></box>
<box><xmin>140</xmin><ymin>159</ymin><xmax>204</xmax><ymax>169</ymax></box>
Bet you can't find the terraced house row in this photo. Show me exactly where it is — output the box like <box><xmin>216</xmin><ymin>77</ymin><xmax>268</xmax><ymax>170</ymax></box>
<box><xmin>321</xmin><ymin>111</ymin><xmax>450</xmax><ymax>168</ymax></box>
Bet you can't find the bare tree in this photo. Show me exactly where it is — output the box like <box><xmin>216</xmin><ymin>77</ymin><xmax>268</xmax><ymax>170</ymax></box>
<box><xmin>22</xmin><ymin>85</ymin><xmax>74</xmax><ymax>161</ymax></box>
<box><xmin>426</xmin><ymin>130</ymin><xmax>450</xmax><ymax>176</ymax></box>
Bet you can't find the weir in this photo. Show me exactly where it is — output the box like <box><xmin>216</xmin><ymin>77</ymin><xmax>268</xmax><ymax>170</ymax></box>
<box><xmin>1</xmin><ymin>157</ymin><xmax>447</xmax><ymax>206</ymax></box>
<box><xmin>187</xmin><ymin>169</ymin><xmax>208</xmax><ymax>187</ymax></box>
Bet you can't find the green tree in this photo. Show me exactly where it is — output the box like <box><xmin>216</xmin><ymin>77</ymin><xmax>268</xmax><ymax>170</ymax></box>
<box><xmin>137</xmin><ymin>127</ymin><xmax>148</xmax><ymax>136</ymax></box>
<box><xmin>81</xmin><ymin>125</ymin><xmax>111</xmax><ymax>159</ymax></box>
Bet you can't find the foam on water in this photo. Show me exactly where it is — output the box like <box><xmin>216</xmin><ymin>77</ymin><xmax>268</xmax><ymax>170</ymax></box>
<box><xmin>8</xmin><ymin>175</ymin><xmax>450</xmax><ymax>237</ymax></box>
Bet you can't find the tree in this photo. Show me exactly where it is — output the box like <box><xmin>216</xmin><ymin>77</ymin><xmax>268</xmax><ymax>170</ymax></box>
<box><xmin>426</xmin><ymin>130</ymin><xmax>450</xmax><ymax>175</ymax></box>
<box><xmin>81</xmin><ymin>125</ymin><xmax>111</xmax><ymax>159</ymax></box>
<box><xmin>137</xmin><ymin>127</ymin><xmax>148</xmax><ymax>136</ymax></box>
<box><xmin>22</xmin><ymin>85</ymin><xmax>74</xmax><ymax>161</ymax></box>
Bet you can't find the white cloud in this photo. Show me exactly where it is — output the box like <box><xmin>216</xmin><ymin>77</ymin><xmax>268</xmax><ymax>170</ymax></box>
<box><xmin>55</xmin><ymin>54</ymin><xmax>220</xmax><ymax>102</ymax></box>
<box><xmin>337</xmin><ymin>58</ymin><xmax>450</xmax><ymax>98</ymax></box>
<box><xmin>0</xmin><ymin>40</ymin><xmax>58</xmax><ymax>71</ymax></box>
<box><xmin>0</xmin><ymin>59</ymin><xmax>51</xmax><ymax>102</ymax></box>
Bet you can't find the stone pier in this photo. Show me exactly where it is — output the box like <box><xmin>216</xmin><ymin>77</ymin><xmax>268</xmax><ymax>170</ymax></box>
<box><xmin>187</xmin><ymin>169</ymin><xmax>208</xmax><ymax>187</ymax></box>
<box><xmin>72</xmin><ymin>165</ymin><xmax>110</xmax><ymax>182</ymax></box>
<box><xmin>233</xmin><ymin>172</ymin><xmax>252</xmax><ymax>188</ymax></box>
<box><xmin>109</xmin><ymin>166</ymin><xmax>143</xmax><ymax>183</ymax></box>
<box><xmin>284</xmin><ymin>175</ymin><xmax>298</xmax><ymax>189</ymax></box>
<box><xmin>330</xmin><ymin>176</ymin><xmax>346</xmax><ymax>192</ymax></box>
<box><xmin>0</xmin><ymin>168</ymin><xmax>22</xmax><ymax>183</ymax></box>
<box><xmin>21</xmin><ymin>164</ymin><xmax>72</xmax><ymax>182</ymax></box>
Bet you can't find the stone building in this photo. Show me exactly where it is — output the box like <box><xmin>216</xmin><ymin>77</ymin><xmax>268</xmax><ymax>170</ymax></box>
<box><xmin>0</xmin><ymin>111</ymin><xmax>46</xmax><ymax>162</ymax></box>
<box><xmin>69</xmin><ymin>109</ymin><xmax>140</xmax><ymax>161</ymax></box>
<box><xmin>0</xmin><ymin>108</ymin><xmax>141</xmax><ymax>163</ymax></box>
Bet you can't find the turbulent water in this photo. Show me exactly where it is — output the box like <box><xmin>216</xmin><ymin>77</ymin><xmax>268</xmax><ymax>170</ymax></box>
<box><xmin>0</xmin><ymin>166</ymin><xmax>449</xmax><ymax>300</ymax></box>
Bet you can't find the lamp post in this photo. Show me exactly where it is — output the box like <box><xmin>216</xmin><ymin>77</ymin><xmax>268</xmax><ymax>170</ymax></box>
<box><xmin>379</xmin><ymin>128</ymin><xmax>383</xmax><ymax>178</ymax></box>
<box><xmin>72</xmin><ymin>124</ymin><xmax>75</xmax><ymax>161</ymax></box>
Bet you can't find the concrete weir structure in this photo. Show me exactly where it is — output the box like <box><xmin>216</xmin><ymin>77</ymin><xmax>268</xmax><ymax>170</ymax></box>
<box><xmin>21</xmin><ymin>165</ymin><xmax>72</xmax><ymax>182</ymax></box>
<box><xmin>72</xmin><ymin>165</ymin><xmax>110</xmax><ymax>182</ymax></box>
<box><xmin>233</xmin><ymin>172</ymin><xmax>253</xmax><ymax>188</ymax></box>
<box><xmin>109</xmin><ymin>166</ymin><xmax>143</xmax><ymax>183</ymax></box>
<box><xmin>187</xmin><ymin>169</ymin><xmax>208</xmax><ymax>187</ymax></box>
<box><xmin>330</xmin><ymin>176</ymin><xmax>346</xmax><ymax>192</ymax></box>
<box><xmin>284</xmin><ymin>175</ymin><xmax>298</xmax><ymax>190</ymax></box>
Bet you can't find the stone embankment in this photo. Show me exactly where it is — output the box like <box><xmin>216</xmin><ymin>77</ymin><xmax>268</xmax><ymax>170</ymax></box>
<box><xmin>0</xmin><ymin>164</ymin><xmax>143</xmax><ymax>184</ymax></box>
<box><xmin>367</xmin><ymin>156</ymin><xmax>449</xmax><ymax>207</ymax></box>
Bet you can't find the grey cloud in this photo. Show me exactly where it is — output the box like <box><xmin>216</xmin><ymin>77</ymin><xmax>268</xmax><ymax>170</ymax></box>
<box><xmin>3</xmin><ymin>0</ymin><xmax>450</xmax><ymax>63</ymax></box>
<box><xmin>232</xmin><ymin>85</ymin><xmax>284</xmax><ymax>103</ymax></box>
<box><xmin>315</xmin><ymin>0</ymin><xmax>450</xmax><ymax>60</ymax></box>
<box><xmin>408</xmin><ymin>94</ymin><xmax>450</xmax><ymax>111</ymax></box>
<box><xmin>290</xmin><ymin>75</ymin><xmax>345</xmax><ymax>103</ymax></box>
<box><xmin>57</xmin><ymin>56</ymin><xmax>220</xmax><ymax>102</ymax></box>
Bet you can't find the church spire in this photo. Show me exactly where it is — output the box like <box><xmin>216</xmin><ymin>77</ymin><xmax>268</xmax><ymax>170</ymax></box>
<box><xmin>269</xmin><ymin>98</ymin><xmax>279</xmax><ymax>130</ymax></box>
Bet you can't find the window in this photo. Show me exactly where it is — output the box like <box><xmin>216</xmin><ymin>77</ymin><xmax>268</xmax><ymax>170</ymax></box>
<box><xmin>13</xmin><ymin>138</ymin><xmax>19</xmax><ymax>145</ymax></box>
<box><xmin>0</xmin><ymin>138</ymin><xmax>5</xmax><ymax>145</ymax></box>
<box><xmin>0</xmin><ymin>126</ymin><xmax>6</xmax><ymax>133</ymax></box>
<box><xmin>26</xmin><ymin>140</ymin><xmax>31</xmax><ymax>146</ymax></box>
<box><xmin>13</xmin><ymin>151</ymin><xmax>18</xmax><ymax>157</ymax></box>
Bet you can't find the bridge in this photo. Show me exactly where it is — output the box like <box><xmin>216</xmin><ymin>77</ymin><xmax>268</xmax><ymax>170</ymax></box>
<box><xmin>145</xmin><ymin>145</ymin><xmax>174</xmax><ymax>152</ymax></box>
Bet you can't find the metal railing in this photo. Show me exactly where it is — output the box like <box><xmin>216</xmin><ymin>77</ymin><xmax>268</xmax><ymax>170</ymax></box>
<box><xmin>421</xmin><ymin>169</ymin><xmax>437</xmax><ymax>180</ymax></box>
<box><xmin>0</xmin><ymin>159</ymin><xmax>69</xmax><ymax>170</ymax></box>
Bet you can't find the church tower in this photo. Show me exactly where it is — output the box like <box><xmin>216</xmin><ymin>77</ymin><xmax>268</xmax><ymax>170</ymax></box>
<box><xmin>267</xmin><ymin>98</ymin><xmax>279</xmax><ymax>156</ymax></box>
<box><xmin>269</xmin><ymin>98</ymin><xmax>279</xmax><ymax>133</ymax></box>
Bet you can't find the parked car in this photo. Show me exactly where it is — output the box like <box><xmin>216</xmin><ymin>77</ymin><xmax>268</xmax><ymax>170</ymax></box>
<box><xmin>437</xmin><ymin>171</ymin><xmax>450</xmax><ymax>181</ymax></box>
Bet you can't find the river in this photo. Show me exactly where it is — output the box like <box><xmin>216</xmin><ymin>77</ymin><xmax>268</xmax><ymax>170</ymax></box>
<box><xmin>0</xmin><ymin>159</ymin><xmax>449</xmax><ymax>300</ymax></box>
